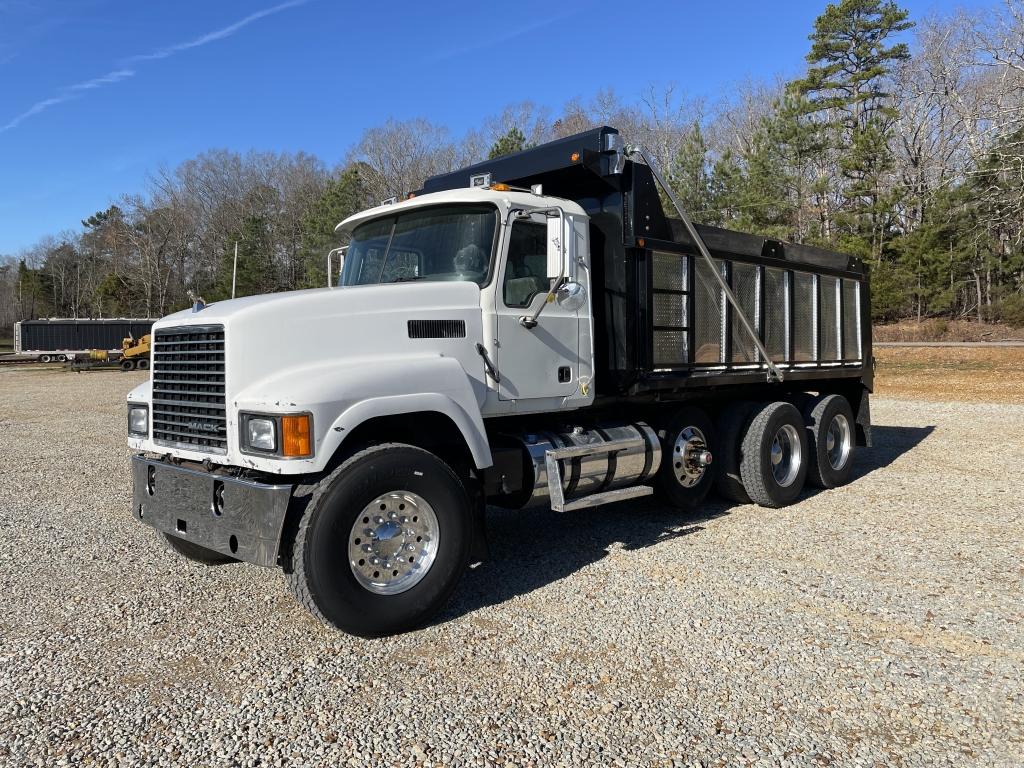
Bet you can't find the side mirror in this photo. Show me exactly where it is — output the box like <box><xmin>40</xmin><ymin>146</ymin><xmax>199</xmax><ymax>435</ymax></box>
<box><xmin>327</xmin><ymin>246</ymin><xmax>347</xmax><ymax>287</ymax></box>
<box><xmin>556</xmin><ymin>280</ymin><xmax>587</xmax><ymax>312</ymax></box>
<box><xmin>546</xmin><ymin>216</ymin><xmax>563</xmax><ymax>279</ymax></box>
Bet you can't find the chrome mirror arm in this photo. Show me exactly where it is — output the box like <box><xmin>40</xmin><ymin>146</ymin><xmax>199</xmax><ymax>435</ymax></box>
<box><xmin>326</xmin><ymin>246</ymin><xmax>348</xmax><ymax>288</ymax></box>
<box><xmin>512</xmin><ymin>206</ymin><xmax>567</xmax><ymax>330</ymax></box>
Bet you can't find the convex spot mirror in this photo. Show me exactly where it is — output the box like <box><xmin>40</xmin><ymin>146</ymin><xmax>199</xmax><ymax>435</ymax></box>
<box><xmin>556</xmin><ymin>280</ymin><xmax>586</xmax><ymax>312</ymax></box>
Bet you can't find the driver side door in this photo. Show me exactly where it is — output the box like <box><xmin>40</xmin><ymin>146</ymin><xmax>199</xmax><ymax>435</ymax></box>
<box><xmin>495</xmin><ymin>215</ymin><xmax>581</xmax><ymax>403</ymax></box>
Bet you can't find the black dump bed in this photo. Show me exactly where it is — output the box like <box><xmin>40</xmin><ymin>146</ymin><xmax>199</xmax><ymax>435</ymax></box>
<box><xmin>423</xmin><ymin>126</ymin><xmax>872</xmax><ymax>398</ymax></box>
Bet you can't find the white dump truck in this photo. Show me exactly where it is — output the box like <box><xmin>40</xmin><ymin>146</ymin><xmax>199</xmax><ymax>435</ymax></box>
<box><xmin>126</xmin><ymin>127</ymin><xmax>872</xmax><ymax>636</ymax></box>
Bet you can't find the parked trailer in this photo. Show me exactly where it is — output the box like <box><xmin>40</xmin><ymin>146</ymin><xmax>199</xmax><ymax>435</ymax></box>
<box><xmin>125</xmin><ymin>126</ymin><xmax>873</xmax><ymax>637</ymax></box>
<box><xmin>15</xmin><ymin>319</ymin><xmax>155</xmax><ymax>362</ymax></box>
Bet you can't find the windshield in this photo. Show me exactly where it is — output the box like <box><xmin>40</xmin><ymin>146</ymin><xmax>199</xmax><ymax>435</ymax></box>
<box><xmin>339</xmin><ymin>204</ymin><xmax>498</xmax><ymax>286</ymax></box>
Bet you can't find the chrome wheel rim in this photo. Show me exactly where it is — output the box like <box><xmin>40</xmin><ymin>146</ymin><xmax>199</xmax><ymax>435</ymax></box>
<box><xmin>348</xmin><ymin>491</ymin><xmax>439</xmax><ymax>595</ymax></box>
<box><xmin>826</xmin><ymin>413</ymin><xmax>852</xmax><ymax>470</ymax></box>
<box><xmin>672</xmin><ymin>426</ymin><xmax>710</xmax><ymax>488</ymax></box>
<box><xmin>770</xmin><ymin>424</ymin><xmax>802</xmax><ymax>487</ymax></box>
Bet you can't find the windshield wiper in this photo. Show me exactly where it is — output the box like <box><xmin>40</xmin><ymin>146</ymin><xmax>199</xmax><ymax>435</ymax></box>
<box><xmin>389</xmin><ymin>275</ymin><xmax>425</xmax><ymax>283</ymax></box>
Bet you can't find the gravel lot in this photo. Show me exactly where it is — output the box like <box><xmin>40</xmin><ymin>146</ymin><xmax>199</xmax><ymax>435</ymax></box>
<box><xmin>1</xmin><ymin>366</ymin><xmax>1022</xmax><ymax>767</ymax></box>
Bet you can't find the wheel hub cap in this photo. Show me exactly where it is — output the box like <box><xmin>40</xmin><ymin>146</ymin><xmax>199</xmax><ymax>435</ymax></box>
<box><xmin>672</xmin><ymin>426</ymin><xmax>712</xmax><ymax>488</ymax></box>
<box><xmin>826</xmin><ymin>413</ymin><xmax>852</xmax><ymax>470</ymax></box>
<box><xmin>348</xmin><ymin>491</ymin><xmax>439</xmax><ymax>595</ymax></box>
<box><xmin>770</xmin><ymin>424</ymin><xmax>802</xmax><ymax>488</ymax></box>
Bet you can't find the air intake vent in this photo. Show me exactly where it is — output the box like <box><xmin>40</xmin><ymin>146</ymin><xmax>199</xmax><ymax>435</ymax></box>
<box><xmin>407</xmin><ymin>320</ymin><xmax>466</xmax><ymax>339</ymax></box>
<box><xmin>151</xmin><ymin>325</ymin><xmax>226</xmax><ymax>454</ymax></box>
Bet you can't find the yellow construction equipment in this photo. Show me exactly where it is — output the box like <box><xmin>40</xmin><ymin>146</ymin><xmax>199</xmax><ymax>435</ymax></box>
<box><xmin>120</xmin><ymin>334</ymin><xmax>151</xmax><ymax>371</ymax></box>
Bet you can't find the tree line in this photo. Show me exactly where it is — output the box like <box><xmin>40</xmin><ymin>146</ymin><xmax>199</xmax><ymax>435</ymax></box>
<box><xmin>1</xmin><ymin>0</ymin><xmax>1022</xmax><ymax>335</ymax></box>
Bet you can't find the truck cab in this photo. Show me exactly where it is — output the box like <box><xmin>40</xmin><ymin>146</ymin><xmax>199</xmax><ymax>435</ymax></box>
<box><xmin>126</xmin><ymin>127</ymin><xmax>872</xmax><ymax>637</ymax></box>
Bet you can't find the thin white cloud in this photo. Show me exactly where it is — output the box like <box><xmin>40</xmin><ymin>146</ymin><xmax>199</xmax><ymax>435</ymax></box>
<box><xmin>125</xmin><ymin>0</ymin><xmax>307</xmax><ymax>63</ymax></box>
<box><xmin>0</xmin><ymin>0</ymin><xmax>308</xmax><ymax>134</ymax></box>
<box><xmin>0</xmin><ymin>68</ymin><xmax>137</xmax><ymax>132</ymax></box>
<box><xmin>426</xmin><ymin>11</ymin><xmax>573</xmax><ymax>63</ymax></box>
<box><xmin>68</xmin><ymin>68</ymin><xmax>136</xmax><ymax>92</ymax></box>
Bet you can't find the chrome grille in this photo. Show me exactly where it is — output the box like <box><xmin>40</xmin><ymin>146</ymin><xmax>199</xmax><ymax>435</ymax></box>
<box><xmin>151</xmin><ymin>325</ymin><xmax>226</xmax><ymax>454</ymax></box>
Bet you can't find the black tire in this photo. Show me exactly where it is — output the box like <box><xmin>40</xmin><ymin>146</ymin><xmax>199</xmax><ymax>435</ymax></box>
<box><xmin>39</xmin><ymin>354</ymin><xmax>52</xmax><ymax>363</ymax></box>
<box><xmin>137</xmin><ymin>358</ymin><xmax>149</xmax><ymax>370</ymax></box>
<box><xmin>163</xmin><ymin>532</ymin><xmax>236</xmax><ymax>565</ymax></box>
<box><xmin>121</xmin><ymin>359</ymin><xmax>135</xmax><ymax>371</ymax></box>
<box><xmin>286</xmin><ymin>443</ymin><xmax>471</xmax><ymax>637</ymax></box>
<box><xmin>656</xmin><ymin>406</ymin><xmax>716</xmax><ymax>510</ymax></box>
<box><xmin>739</xmin><ymin>401</ymin><xmax>809</xmax><ymax>508</ymax></box>
<box><xmin>714</xmin><ymin>401</ymin><xmax>756</xmax><ymax>503</ymax></box>
<box><xmin>802</xmin><ymin>394</ymin><xmax>856</xmax><ymax>488</ymax></box>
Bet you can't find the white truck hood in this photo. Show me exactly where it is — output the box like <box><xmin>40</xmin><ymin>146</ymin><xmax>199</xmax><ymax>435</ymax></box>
<box><xmin>132</xmin><ymin>281</ymin><xmax>490</xmax><ymax>472</ymax></box>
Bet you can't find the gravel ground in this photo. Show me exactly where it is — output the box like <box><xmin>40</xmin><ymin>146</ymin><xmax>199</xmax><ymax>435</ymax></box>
<box><xmin>1</xmin><ymin>367</ymin><xmax>1022</xmax><ymax>768</ymax></box>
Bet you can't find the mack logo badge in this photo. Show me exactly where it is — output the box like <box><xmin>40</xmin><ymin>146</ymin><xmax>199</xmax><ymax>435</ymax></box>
<box><xmin>188</xmin><ymin>421</ymin><xmax>224</xmax><ymax>434</ymax></box>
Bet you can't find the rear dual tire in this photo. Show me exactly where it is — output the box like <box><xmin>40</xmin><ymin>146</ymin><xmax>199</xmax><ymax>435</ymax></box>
<box><xmin>802</xmin><ymin>394</ymin><xmax>856</xmax><ymax>489</ymax></box>
<box><xmin>715</xmin><ymin>395</ymin><xmax>857</xmax><ymax>507</ymax></box>
<box><xmin>739</xmin><ymin>402</ymin><xmax>810</xmax><ymax>508</ymax></box>
<box><xmin>714</xmin><ymin>402</ymin><xmax>756</xmax><ymax>504</ymax></box>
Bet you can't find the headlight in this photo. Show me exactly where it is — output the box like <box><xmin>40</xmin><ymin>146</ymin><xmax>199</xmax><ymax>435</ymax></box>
<box><xmin>246</xmin><ymin>417</ymin><xmax>277</xmax><ymax>452</ymax></box>
<box><xmin>240</xmin><ymin>412</ymin><xmax>313</xmax><ymax>458</ymax></box>
<box><xmin>128</xmin><ymin>404</ymin><xmax>149</xmax><ymax>437</ymax></box>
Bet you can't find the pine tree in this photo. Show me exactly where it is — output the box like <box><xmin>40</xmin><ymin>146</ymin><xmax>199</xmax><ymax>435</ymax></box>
<box><xmin>669</xmin><ymin>123</ymin><xmax>713</xmax><ymax>220</ymax></box>
<box><xmin>216</xmin><ymin>215</ymin><xmax>274</xmax><ymax>300</ymax></box>
<box><xmin>488</xmin><ymin>127</ymin><xmax>528</xmax><ymax>159</ymax></box>
<box><xmin>792</xmin><ymin>0</ymin><xmax>913</xmax><ymax>260</ymax></box>
<box><xmin>297</xmin><ymin>168</ymin><xmax>368</xmax><ymax>288</ymax></box>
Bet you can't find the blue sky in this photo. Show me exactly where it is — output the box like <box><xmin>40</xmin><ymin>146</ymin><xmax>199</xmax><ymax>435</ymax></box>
<box><xmin>0</xmin><ymin>0</ymin><xmax>990</xmax><ymax>255</ymax></box>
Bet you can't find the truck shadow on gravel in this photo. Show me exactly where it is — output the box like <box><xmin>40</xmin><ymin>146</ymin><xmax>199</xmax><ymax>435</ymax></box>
<box><xmin>852</xmin><ymin>425</ymin><xmax>934</xmax><ymax>481</ymax></box>
<box><xmin>441</xmin><ymin>497</ymin><xmax>725</xmax><ymax>625</ymax></box>
<box><xmin>440</xmin><ymin>424</ymin><xmax>934</xmax><ymax>624</ymax></box>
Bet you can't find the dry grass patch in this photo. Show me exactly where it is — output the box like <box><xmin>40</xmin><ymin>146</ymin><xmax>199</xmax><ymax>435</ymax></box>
<box><xmin>874</xmin><ymin>319</ymin><xmax>1024</xmax><ymax>343</ymax></box>
<box><xmin>874</xmin><ymin>346</ymin><xmax>1024</xmax><ymax>403</ymax></box>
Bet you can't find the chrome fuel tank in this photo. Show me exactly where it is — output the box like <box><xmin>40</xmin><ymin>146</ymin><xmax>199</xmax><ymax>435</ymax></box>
<box><xmin>515</xmin><ymin>422</ymin><xmax>661</xmax><ymax>509</ymax></box>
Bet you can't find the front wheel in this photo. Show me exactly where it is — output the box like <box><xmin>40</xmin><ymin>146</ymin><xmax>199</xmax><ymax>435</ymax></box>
<box><xmin>286</xmin><ymin>444</ymin><xmax>471</xmax><ymax>637</ymax></box>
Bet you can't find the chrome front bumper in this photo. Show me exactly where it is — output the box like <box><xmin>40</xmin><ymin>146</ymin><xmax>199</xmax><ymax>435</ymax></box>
<box><xmin>131</xmin><ymin>455</ymin><xmax>292</xmax><ymax>567</ymax></box>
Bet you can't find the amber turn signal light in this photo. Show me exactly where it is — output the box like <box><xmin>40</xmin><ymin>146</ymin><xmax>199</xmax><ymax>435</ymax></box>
<box><xmin>281</xmin><ymin>414</ymin><xmax>312</xmax><ymax>457</ymax></box>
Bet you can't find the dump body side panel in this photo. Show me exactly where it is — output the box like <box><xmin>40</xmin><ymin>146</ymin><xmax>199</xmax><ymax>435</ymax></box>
<box><xmin>420</xmin><ymin>126</ymin><xmax>872</xmax><ymax>399</ymax></box>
